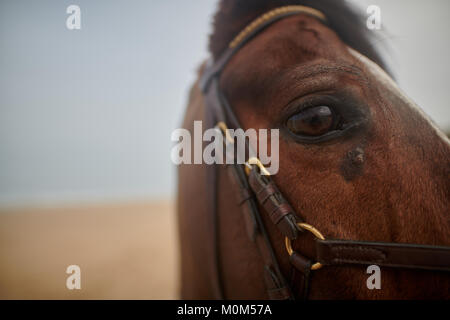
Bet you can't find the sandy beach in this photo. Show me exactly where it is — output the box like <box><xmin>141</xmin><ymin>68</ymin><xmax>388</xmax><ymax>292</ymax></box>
<box><xmin>0</xmin><ymin>200</ymin><xmax>179</xmax><ymax>299</ymax></box>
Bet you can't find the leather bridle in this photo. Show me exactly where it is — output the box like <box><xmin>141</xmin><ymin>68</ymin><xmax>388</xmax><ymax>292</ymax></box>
<box><xmin>199</xmin><ymin>5</ymin><xmax>450</xmax><ymax>300</ymax></box>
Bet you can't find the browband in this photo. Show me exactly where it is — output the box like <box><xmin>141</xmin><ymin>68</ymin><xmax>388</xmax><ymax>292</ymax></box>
<box><xmin>200</xmin><ymin>5</ymin><xmax>327</xmax><ymax>92</ymax></box>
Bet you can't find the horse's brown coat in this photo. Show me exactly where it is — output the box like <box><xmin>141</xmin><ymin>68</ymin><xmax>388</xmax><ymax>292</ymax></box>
<box><xmin>178</xmin><ymin>9</ymin><xmax>450</xmax><ymax>299</ymax></box>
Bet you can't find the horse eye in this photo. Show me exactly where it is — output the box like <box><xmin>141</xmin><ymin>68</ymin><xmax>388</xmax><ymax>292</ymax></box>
<box><xmin>286</xmin><ymin>106</ymin><xmax>335</xmax><ymax>136</ymax></box>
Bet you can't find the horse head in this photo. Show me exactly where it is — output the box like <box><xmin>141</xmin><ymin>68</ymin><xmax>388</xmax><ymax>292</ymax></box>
<box><xmin>178</xmin><ymin>0</ymin><xmax>450</xmax><ymax>299</ymax></box>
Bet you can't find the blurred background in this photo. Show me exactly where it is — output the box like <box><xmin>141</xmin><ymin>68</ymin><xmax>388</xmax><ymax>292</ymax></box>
<box><xmin>0</xmin><ymin>0</ymin><xmax>449</xmax><ymax>299</ymax></box>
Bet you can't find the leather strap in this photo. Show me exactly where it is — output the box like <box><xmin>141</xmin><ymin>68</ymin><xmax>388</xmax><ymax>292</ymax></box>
<box><xmin>204</xmin><ymin>77</ymin><xmax>225</xmax><ymax>300</ymax></box>
<box><xmin>199</xmin><ymin>6</ymin><xmax>327</xmax><ymax>300</ymax></box>
<box><xmin>316</xmin><ymin>239</ymin><xmax>450</xmax><ymax>271</ymax></box>
<box><xmin>200</xmin><ymin>6</ymin><xmax>327</xmax><ymax>92</ymax></box>
<box><xmin>248</xmin><ymin>168</ymin><xmax>301</xmax><ymax>240</ymax></box>
<box><xmin>205</xmin><ymin>70</ymin><xmax>294</xmax><ymax>300</ymax></box>
<box><xmin>289</xmin><ymin>252</ymin><xmax>312</xmax><ymax>300</ymax></box>
<box><xmin>222</xmin><ymin>146</ymin><xmax>294</xmax><ymax>300</ymax></box>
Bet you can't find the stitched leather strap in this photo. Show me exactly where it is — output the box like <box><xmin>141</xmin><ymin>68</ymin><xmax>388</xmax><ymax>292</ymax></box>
<box><xmin>248</xmin><ymin>168</ymin><xmax>301</xmax><ymax>240</ymax></box>
<box><xmin>200</xmin><ymin>6</ymin><xmax>327</xmax><ymax>92</ymax></box>
<box><xmin>205</xmin><ymin>70</ymin><xmax>294</xmax><ymax>300</ymax></box>
<box><xmin>204</xmin><ymin>77</ymin><xmax>225</xmax><ymax>300</ymax></box>
<box><xmin>289</xmin><ymin>252</ymin><xmax>312</xmax><ymax>300</ymax></box>
<box><xmin>316</xmin><ymin>239</ymin><xmax>450</xmax><ymax>271</ymax></box>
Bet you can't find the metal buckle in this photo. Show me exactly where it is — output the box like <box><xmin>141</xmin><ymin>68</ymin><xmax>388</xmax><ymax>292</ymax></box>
<box><xmin>245</xmin><ymin>157</ymin><xmax>271</xmax><ymax>176</ymax></box>
<box><xmin>285</xmin><ymin>222</ymin><xmax>325</xmax><ymax>270</ymax></box>
<box><xmin>216</xmin><ymin>123</ymin><xmax>271</xmax><ymax>176</ymax></box>
<box><xmin>216</xmin><ymin>121</ymin><xmax>234</xmax><ymax>145</ymax></box>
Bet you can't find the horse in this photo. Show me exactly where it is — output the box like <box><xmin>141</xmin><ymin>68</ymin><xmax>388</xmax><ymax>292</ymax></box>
<box><xmin>177</xmin><ymin>0</ymin><xmax>450</xmax><ymax>299</ymax></box>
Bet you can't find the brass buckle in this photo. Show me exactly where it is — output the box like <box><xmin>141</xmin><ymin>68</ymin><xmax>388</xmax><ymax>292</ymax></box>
<box><xmin>216</xmin><ymin>121</ymin><xmax>234</xmax><ymax>145</ymax></box>
<box><xmin>285</xmin><ymin>222</ymin><xmax>325</xmax><ymax>270</ymax></box>
<box><xmin>216</xmin><ymin>123</ymin><xmax>271</xmax><ymax>176</ymax></box>
<box><xmin>245</xmin><ymin>157</ymin><xmax>271</xmax><ymax>176</ymax></box>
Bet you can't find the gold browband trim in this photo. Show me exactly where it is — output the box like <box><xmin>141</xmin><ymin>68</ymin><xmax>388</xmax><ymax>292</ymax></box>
<box><xmin>229</xmin><ymin>5</ymin><xmax>327</xmax><ymax>49</ymax></box>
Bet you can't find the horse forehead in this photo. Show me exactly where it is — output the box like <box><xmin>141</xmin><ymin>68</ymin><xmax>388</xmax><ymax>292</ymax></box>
<box><xmin>224</xmin><ymin>14</ymin><xmax>349</xmax><ymax>77</ymax></box>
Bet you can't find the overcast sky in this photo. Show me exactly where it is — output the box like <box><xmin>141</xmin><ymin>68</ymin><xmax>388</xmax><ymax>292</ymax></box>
<box><xmin>0</xmin><ymin>0</ymin><xmax>449</xmax><ymax>206</ymax></box>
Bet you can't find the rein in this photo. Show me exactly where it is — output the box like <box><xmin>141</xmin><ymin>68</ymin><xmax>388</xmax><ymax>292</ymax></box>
<box><xmin>200</xmin><ymin>5</ymin><xmax>450</xmax><ymax>300</ymax></box>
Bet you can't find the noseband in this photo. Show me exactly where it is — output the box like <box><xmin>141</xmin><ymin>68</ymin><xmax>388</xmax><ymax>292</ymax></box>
<box><xmin>200</xmin><ymin>5</ymin><xmax>450</xmax><ymax>300</ymax></box>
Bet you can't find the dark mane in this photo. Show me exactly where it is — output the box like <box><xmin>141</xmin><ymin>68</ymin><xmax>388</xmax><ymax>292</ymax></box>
<box><xmin>209</xmin><ymin>0</ymin><xmax>393</xmax><ymax>76</ymax></box>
